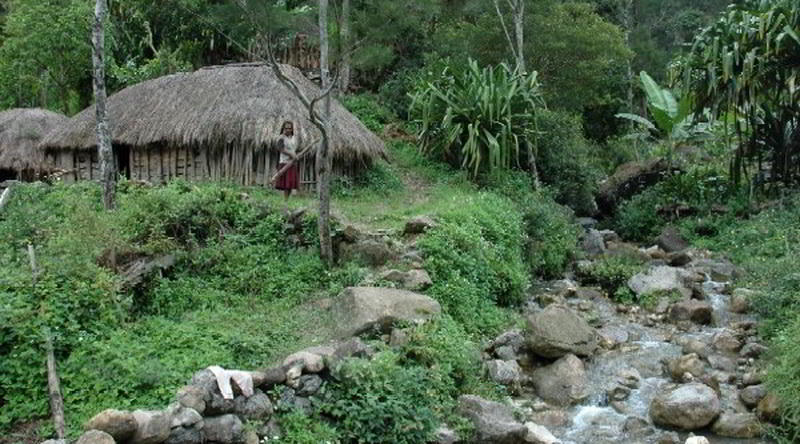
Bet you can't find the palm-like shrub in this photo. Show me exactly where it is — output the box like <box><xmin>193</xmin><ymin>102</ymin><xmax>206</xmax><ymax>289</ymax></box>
<box><xmin>675</xmin><ymin>0</ymin><xmax>800</xmax><ymax>187</ymax></box>
<box><xmin>409</xmin><ymin>59</ymin><xmax>544</xmax><ymax>178</ymax></box>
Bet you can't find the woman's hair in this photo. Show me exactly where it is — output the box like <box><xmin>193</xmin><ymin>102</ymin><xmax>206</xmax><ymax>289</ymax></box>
<box><xmin>280</xmin><ymin>120</ymin><xmax>294</xmax><ymax>134</ymax></box>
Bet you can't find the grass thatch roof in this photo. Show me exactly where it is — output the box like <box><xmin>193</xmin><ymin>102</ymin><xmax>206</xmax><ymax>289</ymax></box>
<box><xmin>41</xmin><ymin>63</ymin><xmax>386</xmax><ymax>163</ymax></box>
<box><xmin>0</xmin><ymin>108</ymin><xmax>68</xmax><ymax>171</ymax></box>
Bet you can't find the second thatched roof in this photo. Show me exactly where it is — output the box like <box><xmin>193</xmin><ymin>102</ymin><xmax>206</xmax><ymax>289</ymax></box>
<box><xmin>0</xmin><ymin>108</ymin><xmax>68</xmax><ymax>171</ymax></box>
<box><xmin>41</xmin><ymin>63</ymin><xmax>386</xmax><ymax>162</ymax></box>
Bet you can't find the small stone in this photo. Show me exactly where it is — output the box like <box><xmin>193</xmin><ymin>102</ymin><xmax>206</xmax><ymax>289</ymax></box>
<box><xmin>730</xmin><ymin>289</ymin><xmax>752</xmax><ymax>313</ymax></box>
<box><xmin>524</xmin><ymin>422</ymin><xmax>560</xmax><ymax>444</ymax></box>
<box><xmin>681</xmin><ymin>339</ymin><xmax>710</xmax><ymax>358</ymax></box>
<box><xmin>164</xmin><ymin>424</ymin><xmax>203</xmax><ymax>444</ymax></box>
<box><xmin>458</xmin><ymin>395</ymin><xmax>527</xmax><ymax>443</ymax></box>
<box><xmin>657</xmin><ymin>226</ymin><xmax>689</xmax><ymax>252</ymax></box>
<box><xmin>486</xmin><ymin>360</ymin><xmax>523</xmax><ymax>386</ymax></box>
<box><xmin>712</xmin><ymin>330</ymin><xmax>742</xmax><ymax>353</ymax></box>
<box><xmin>756</xmin><ymin>393</ymin><xmax>781</xmax><ymax>423</ymax></box>
<box><xmin>669</xmin><ymin>300</ymin><xmax>712</xmax><ymax>325</ymax></box>
<box><xmin>668</xmin><ymin>354</ymin><xmax>705</xmax><ymax>382</ymax></box>
<box><xmin>296</xmin><ymin>375</ymin><xmax>323</xmax><ymax>397</ymax></box>
<box><xmin>711</xmin><ymin>412</ymin><xmax>761</xmax><ymax>438</ymax></box>
<box><xmin>389</xmin><ymin>328</ymin><xmax>409</xmax><ymax>347</ymax></box>
<box><xmin>252</xmin><ymin>366</ymin><xmax>286</xmax><ymax>388</ymax></box>
<box><xmin>608</xmin><ymin>385</ymin><xmax>631</xmax><ymax>401</ymax></box>
<box><xmin>742</xmin><ymin>370</ymin><xmax>765</xmax><ymax>386</ymax></box>
<box><xmin>434</xmin><ymin>426</ymin><xmax>459</xmax><ymax>444</ymax></box>
<box><xmin>170</xmin><ymin>407</ymin><xmax>202</xmax><ymax>428</ymax></box>
<box><xmin>283</xmin><ymin>351</ymin><xmax>325</xmax><ymax>373</ymax></box>
<box><xmin>739</xmin><ymin>384</ymin><xmax>767</xmax><ymax>408</ymax></box>
<box><xmin>707</xmin><ymin>355</ymin><xmax>736</xmax><ymax>372</ymax></box>
<box><xmin>404</xmin><ymin>216</ymin><xmax>437</xmax><ymax>234</ymax></box>
<box><xmin>404</xmin><ymin>269</ymin><xmax>433</xmax><ymax>291</ymax></box>
<box><xmin>75</xmin><ymin>430</ymin><xmax>115</xmax><ymax>444</ymax></box>
<box><xmin>649</xmin><ymin>383</ymin><xmax>721</xmax><ymax>430</ymax></box>
<box><xmin>529</xmin><ymin>410</ymin><xmax>570</xmax><ymax>429</ymax></box>
<box><xmin>176</xmin><ymin>386</ymin><xmax>206</xmax><ymax>414</ymax></box>
<box><xmin>616</xmin><ymin>368</ymin><xmax>641</xmax><ymax>389</ymax></box>
<box><xmin>684</xmin><ymin>437</ymin><xmax>710</xmax><ymax>444</ymax></box>
<box><xmin>532</xmin><ymin>354</ymin><xmax>589</xmax><ymax>407</ymax></box>
<box><xmin>740</xmin><ymin>342</ymin><xmax>767</xmax><ymax>358</ymax></box>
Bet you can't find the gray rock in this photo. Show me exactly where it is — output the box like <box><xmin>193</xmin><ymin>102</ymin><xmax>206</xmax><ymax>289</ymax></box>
<box><xmin>707</xmin><ymin>355</ymin><xmax>736</xmax><ymax>372</ymax></box>
<box><xmin>527</xmin><ymin>305</ymin><xmax>598</xmax><ymax>358</ymax></box>
<box><xmin>75</xmin><ymin>430</ymin><xmax>115</xmax><ymax>444</ymax></box>
<box><xmin>524</xmin><ymin>422</ymin><xmax>560</xmax><ymax>444</ymax></box>
<box><xmin>296</xmin><ymin>375</ymin><xmax>323</xmax><ymax>397</ymax></box>
<box><xmin>740</xmin><ymin>342</ymin><xmax>768</xmax><ymax>358</ymax></box>
<box><xmin>330</xmin><ymin>287</ymin><xmax>441</xmax><ymax>337</ymax></box>
<box><xmin>684</xmin><ymin>437</ymin><xmax>710</xmax><ymax>444</ymax></box>
<box><xmin>616</xmin><ymin>368</ymin><xmax>642</xmax><ymax>389</ymax></box>
<box><xmin>176</xmin><ymin>385</ymin><xmax>206</xmax><ymax>414</ymax></box>
<box><xmin>252</xmin><ymin>366</ymin><xmax>286</xmax><ymax>388</ymax></box>
<box><xmin>667</xmin><ymin>251</ymin><xmax>692</xmax><ymax>267</ymax></box>
<box><xmin>204</xmin><ymin>414</ymin><xmax>243</xmax><ymax>444</ymax></box>
<box><xmin>730</xmin><ymin>288</ymin><xmax>752</xmax><ymax>313</ymax></box>
<box><xmin>577</xmin><ymin>217</ymin><xmax>598</xmax><ymax>229</ymax></box>
<box><xmin>740</xmin><ymin>384</ymin><xmax>767</xmax><ymax>408</ymax></box>
<box><xmin>234</xmin><ymin>390</ymin><xmax>273</xmax><ymax>420</ymax></box>
<box><xmin>597</xmin><ymin>325</ymin><xmax>629</xmax><ymax>349</ymax></box>
<box><xmin>130</xmin><ymin>410</ymin><xmax>170</xmax><ymax>444</ymax></box>
<box><xmin>84</xmin><ymin>409</ymin><xmax>137</xmax><ymax>442</ymax></box>
<box><xmin>742</xmin><ymin>370</ymin><xmax>765</xmax><ymax>386</ymax></box>
<box><xmin>669</xmin><ymin>300</ymin><xmax>712</xmax><ymax>325</ymax></box>
<box><xmin>389</xmin><ymin>328</ymin><xmax>410</xmax><ymax>347</ymax></box>
<box><xmin>712</xmin><ymin>330</ymin><xmax>741</xmax><ymax>353</ymax></box>
<box><xmin>458</xmin><ymin>395</ymin><xmax>528</xmax><ymax>443</ymax></box>
<box><xmin>581</xmin><ymin>229</ymin><xmax>606</xmax><ymax>257</ymax></box>
<box><xmin>170</xmin><ymin>407</ymin><xmax>202</xmax><ymax>428</ymax></box>
<box><xmin>340</xmin><ymin>240</ymin><xmax>394</xmax><ymax>266</ymax></box>
<box><xmin>757</xmin><ymin>393</ymin><xmax>781</xmax><ymax>423</ymax></box>
<box><xmin>40</xmin><ymin>441</ymin><xmax>67</xmax><ymax>444</ymax></box>
<box><xmin>276</xmin><ymin>387</ymin><xmax>312</xmax><ymax>414</ymax></box>
<box><xmin>404</xmin><ymin>215</ymin><xmax>438</xmax><ymax>234</ymax></box>
<box><xmin>711</xmin><ymin>412</ymin><xmax>762</xmax><ymax>438</ymax></box>
<box><xmin>327</xmin><ymin>337</ymin><xmax>374</xmax><ymax>370</ymax></box>
<box><xmin>667</xmin><ymin>354</ymin><xmax>706</xmax><ymax>382</ymax></box>
<box><xmin>190</xmin><ymin>369</ymin><xmax>235</xmax><ymax>415</ymax></box>
<box><xmin>657</xmin><ymin>226</ymin><xmax>689</xmax><ymax>252</ymax></box>
<box><xmin>165</xmin><ymin>424</ymin><xmax>204</xmax><ymax>444</ymax></box>
<box><xmin>404</xmin><ymin>269</ymin><xmax>433</xmax><ymax>291</ymax></box>
<box><xmin>283</xmin><ymin>350</ymin><xmax>325</xmax><ymax>373</ymax></box>
<box><xmin>681</xmin><ymin>339</ymin><xmax>710</xmax><ymax>358</ymax></box>
<box><xmin>628</xmin><ymin>266</ymin><xmax>693</xmax><ymax>299</ymax></box>
<box><xmin>690</xmin><ymin>259</ymin><xmax>741</xmax><ymax>282</ymax></box>
<box><xmin>434</xmin><ymin>426</ymin><xmax>459</xmax><ymax>444</ymax></box>
<box><xmin>532</xmin><ymin>354</ymin><xmax>589</xmax><ymax>407</ymax></box>
<box><xmin>486</xmin><ymin>360</ymin><xmax>523</xmax><ymax>386</ymax></box>
<box><xmin>649</xmin><ymin>383</ymin><xmax>721</xmax><ymax>430</ymax></box>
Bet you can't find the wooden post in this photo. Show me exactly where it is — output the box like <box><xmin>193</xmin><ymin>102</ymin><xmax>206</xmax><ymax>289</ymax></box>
<box><xmin>28</xmin><ymin>245</ymin><xmax>66</xmax><ymax>439</ymax></box>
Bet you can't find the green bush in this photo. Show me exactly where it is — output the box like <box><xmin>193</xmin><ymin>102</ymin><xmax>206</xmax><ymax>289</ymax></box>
<box><xmin>535</xmin><ymin>109</ymin><xmax>602</xmax><ymax>215</ymax></box>
<box><xmin>320</xmin><ymin>351</ymin><xmax>438</xmax><ymax>444</ymax></box>
<box><xmin>484</xmin><ymin>170</ymin><xmax>579</xmax><ymax>278</ymax></box>
<box><xmin>273</xmin><ymin>410</ymin><xmax>341</xmax><ymax>444</ymax></box>
<box><xmin>766</xmin><ymin>312</ymin><xmax>800</xmax><ymax>443</ymax></box>
<box><xmin>575</xmin><ymin>256</ymin><xmax>644</xmax><ymax>302</ymax></box>
<box><xmin>332</xmin><ymin>161</ymin><xmax>404</xmax><ymax>198</ymax></box>
<box><xmin>341</xmin><ymin>93</ymin><xmax>396</xmax><ymax>133</ymax></box>
<box><xmin>419</xmin><ymin>192</ymin><xmax>526</xmax><ymax>334</ymax></box>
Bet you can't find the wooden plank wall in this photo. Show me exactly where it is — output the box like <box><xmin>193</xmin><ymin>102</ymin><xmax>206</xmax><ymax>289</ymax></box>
<box><xmin>48</xmin><ymin>144</ymin><xmax>362</xmax><ymax>191</ymax></box>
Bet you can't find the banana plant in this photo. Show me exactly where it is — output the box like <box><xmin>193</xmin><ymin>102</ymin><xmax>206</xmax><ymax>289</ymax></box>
<box><xmin>616</xmin><ymin>71</ymin><xmax>710</xmax><ymax>145</ymax></box>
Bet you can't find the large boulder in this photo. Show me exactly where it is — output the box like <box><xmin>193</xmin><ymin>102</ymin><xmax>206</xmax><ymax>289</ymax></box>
<box><xmin>656</xmin><ymin>226</ymin><xmax>689</xmax><ymax>253</ymax></box>
<box><xmin>649</xmin><ymin>383</ymin><xmax>721</xmax><ymax>430</ymax></box>
<box><xmin>526</xmin><ymin>305</ymin><xmax>598</xmax><ymax>358</ymax></box>
<box><xmin>532</xmin><ymin>354</ymin><xmax>589</xmax><ymax>407</ymax></box>
<box><xmin>458</xmin><ymin>395</ymin><xmax>528</xmax><ymax>443</ymax></box>
<box><xmin>75</xmin><ymin>431</ymin><xmax>115</xmax><ymax>444</ymax></box>
<box><xmin>597</xmin><ymin>158</ymin><xmax>674</xmax><ymax>214</ymax></box>
<box><xmin>711</xmin><ymin>412</ymin><xmax>761</xmax><ymax>438</ymax></box>
<box><xmin>204</xmin><ymin>414</ymin><xmax>244</xmax><ymax>444</ymax></box>
<box><xmin>628</xmin><ymin>266</ymin><xmax>693</xmax><ymax>299</ymax></box>
<box><xmin>130</xmin><ymin>410</ymin><xmax>170</xmax><ymax>444</ymax></box>
<box><xmin>84</xmin><ymin>409</ymin><xmax>137</xmax><ymax>442</ymax></box>
<box><xmin>330</xmin><ymin>287</ymin><xmax>441</xmax><ymax>337</ymax></box>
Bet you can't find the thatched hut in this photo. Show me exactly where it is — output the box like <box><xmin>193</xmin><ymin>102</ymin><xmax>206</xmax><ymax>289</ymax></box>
<box><xmin>41</xmin><ymin>63</ymin><xmax>386</xmax><ymax>187</ymax></box>
<box><xmin>0</xmin><ymin>108</ymin><xmax>67</xmax><ymax>181</ymax></box>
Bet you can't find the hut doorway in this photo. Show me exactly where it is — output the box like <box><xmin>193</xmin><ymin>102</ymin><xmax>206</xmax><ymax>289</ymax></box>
<box><xmin>116</xmin><ymin>145</ymin><xmax>131</xmax><ymax>179</ymax></box>
<box><xmin>0</xmin><ymin>168</ymin><xmax>16</xmax><ymax>182</ymax></box>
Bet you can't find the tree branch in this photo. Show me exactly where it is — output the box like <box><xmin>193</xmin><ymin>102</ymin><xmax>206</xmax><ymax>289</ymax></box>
<box><xmin>493</xmin><ymin>0</ymin><xmax>518</xmax><ymax>62</ymax></box>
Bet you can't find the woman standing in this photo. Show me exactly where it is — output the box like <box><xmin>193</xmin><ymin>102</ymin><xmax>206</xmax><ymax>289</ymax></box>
<box><xmin>275</xmin><ymin>120</ymin><xmax>299</xmax><ymax>201</ymax></box>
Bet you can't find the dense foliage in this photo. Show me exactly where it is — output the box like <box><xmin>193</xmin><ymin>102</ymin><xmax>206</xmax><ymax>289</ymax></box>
<box><xmin>676</xmin><ymin>0</ymin><xmax>800</xmax><ymax>187</ymax></box>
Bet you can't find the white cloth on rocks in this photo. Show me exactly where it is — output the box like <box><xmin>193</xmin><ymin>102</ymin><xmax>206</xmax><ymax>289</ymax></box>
<box><xmin>207</xmin><ymin>365</ymin><xmax>254</xmax><ymax>400</ymax></box>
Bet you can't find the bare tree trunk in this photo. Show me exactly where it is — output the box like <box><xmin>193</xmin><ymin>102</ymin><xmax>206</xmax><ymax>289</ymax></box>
<box><xmin>318</xmin><ymin>0</ymin><xmax>333</xmax><ymax>266</ymax></box>
<box><xmin>0</xmin><ymin>186</ymin><xmax>11</xmax><ymax>211</ymax></box>
<box><xmin>93</xmin><ymin>0</ymin><xmax>115</xmax><ymax>210</ymax></box>
<box><xmin>512</xmin><ymin>0</ymin><xmax>525</xmax><ymax>73</ymax></box>
<box><xmin>339</xmin><ymin>0</ymin><xmax>351</xmax><ymax>92</ymax></box>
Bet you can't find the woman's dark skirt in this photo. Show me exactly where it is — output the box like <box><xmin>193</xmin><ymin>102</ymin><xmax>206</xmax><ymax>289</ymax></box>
<box><xmin>275</xmin><ymin>163</ymin><xmax>299</xmax><ymax>190</ymax></box>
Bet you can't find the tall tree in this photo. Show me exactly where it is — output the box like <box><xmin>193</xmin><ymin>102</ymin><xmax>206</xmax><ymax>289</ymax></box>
<box><xmin>338</xmin><ymin>0</ymin><xmax>351</xmax><ymax>92</ymax></box>
<box><xmin>317</xmin><ymin>0</ymin><xmax>333</xmax><ymax>265</ymax></box>
<box><xmin>92</xmin><ymin>0</ymin><xmax>114</xmax><ymax>209</ymax></box>
<box><xmin>493</xmin><ymin>0</ymin><xmax>526</xmax><ymax>72</ymax></box>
